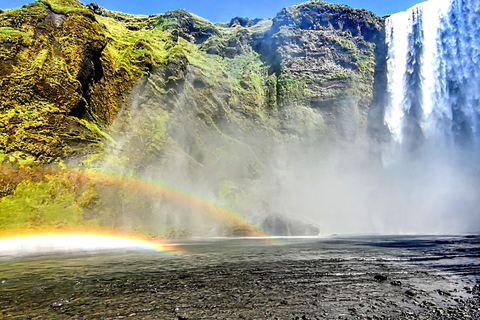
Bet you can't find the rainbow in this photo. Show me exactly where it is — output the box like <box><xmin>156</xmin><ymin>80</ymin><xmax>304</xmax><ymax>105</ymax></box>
<box><xmin>63</xmin><ymin>168</ymin><xmax>274</xmax><ymax>238</ymax></box>
<box><xmin>0</xmin><ymin>229</ymin><xmax>184</xmax><ymax>257</ymax></box>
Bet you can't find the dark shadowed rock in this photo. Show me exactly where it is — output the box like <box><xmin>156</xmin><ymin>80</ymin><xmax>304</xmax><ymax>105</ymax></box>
<box><xmin>261</xmin><ymin>213</ymin><xmax>320</xmax><ymax>236</ymax></box>
<box><xmin>374</xmin><ymin>274</ymin><xmax>388</xmax><ymax>282</ymax></box>
<box><xmin>405</xmin><ymin>289</ymin><xmax>417</xmax><ymax>297</ymax></box>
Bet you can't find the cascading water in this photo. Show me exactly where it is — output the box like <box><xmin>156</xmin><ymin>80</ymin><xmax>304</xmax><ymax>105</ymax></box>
<box><xmin>384</xmin><ymin>0</ymin><xmax>480</xmax><ymax>153</ymax></box>
<box><xmin>361</xmin><ymin>0</ymin><xmax>480</xmax><ymax>234</ymax></box>
<box><xmin>94</xmin><ymin>0</ymin><xmax>480</xmax><ymax>235</ymax></box>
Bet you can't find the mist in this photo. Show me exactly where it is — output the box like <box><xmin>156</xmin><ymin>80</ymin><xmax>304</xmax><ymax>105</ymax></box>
<box><xmin>100</xmin><ymin>68</ymin><xmax>480</xmax><ymax>236</ymax></box>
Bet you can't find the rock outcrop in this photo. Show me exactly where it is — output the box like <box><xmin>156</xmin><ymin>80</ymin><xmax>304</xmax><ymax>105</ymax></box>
<box><xmin>0</xmin><ymin>0</ymin><xmax>386</xmax><ymax>236</ymax></box>
<box><xmin>255</xmin><ymin>1</ymin><xmax>383</xmax><ymax>138</ymax></box>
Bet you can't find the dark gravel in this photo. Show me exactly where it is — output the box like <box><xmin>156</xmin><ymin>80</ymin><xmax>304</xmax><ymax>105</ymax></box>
<box><xmin>0</xmin><ymin>236</ymin><xmax>479</xmax><ymax>319</ymax></box>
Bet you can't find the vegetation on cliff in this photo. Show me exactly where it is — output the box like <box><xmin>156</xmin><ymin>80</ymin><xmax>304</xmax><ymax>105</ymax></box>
<box><xmin>0</xmin><ymin>0</ymin><xmax>384</xmax><ymax>236</ymax></box>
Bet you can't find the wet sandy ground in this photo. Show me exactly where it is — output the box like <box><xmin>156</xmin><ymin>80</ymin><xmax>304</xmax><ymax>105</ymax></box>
<box><xmin>0</xmin><ymin>236</ymin><xmax>479</xmax><ymax>319</ymax></box>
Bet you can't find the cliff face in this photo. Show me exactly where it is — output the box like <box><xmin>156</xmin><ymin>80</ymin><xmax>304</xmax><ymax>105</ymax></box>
<box><xmin>0</xmin><ymin>0</ymin><xmax>385</xmax><ymax>236</ymax></box>
<box><xmin>0</xmin><ymin>0</ymin><xmax>120</xmax><ymax>164</ymax></box>
<box><xmin>0</xmin><ymin>0</ymin><xmax>384</xmax><ymax>164</ymax></box>
<box><xmin>256</xmin><ymin>1</ymin><xmax>383</xmax><ymax>137</ymax></box>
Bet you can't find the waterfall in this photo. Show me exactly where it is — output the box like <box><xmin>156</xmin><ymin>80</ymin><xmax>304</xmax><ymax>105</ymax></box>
<box><xmin>384</xmin><ymin>0</ymin><xmax>480</xmax><ymax>153</ymax></box>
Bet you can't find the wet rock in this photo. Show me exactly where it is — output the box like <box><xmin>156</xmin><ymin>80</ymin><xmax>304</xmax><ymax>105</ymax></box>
<box><xmin>261</xmin><ymin>212</ymin><xmax>320</xmax><ymax>236</ymax></box>
<box><xmin>405</xmin><ymin>289</ymin><xmax>417</xmax><ymax>297</ymax></box>
<box><xmin>422</xmin><ymin>301</ymin><xmax>436</xmax><ymax>307</ymax></box>
<box><xmin>373</xmin><ymin>274</ymin><xmax>388</xmax><ymax>282</ymax></box>
<box><xmin>437</xmin><ymin>289</ymin><xmax>451</xmax><ymax>296</ymax></box>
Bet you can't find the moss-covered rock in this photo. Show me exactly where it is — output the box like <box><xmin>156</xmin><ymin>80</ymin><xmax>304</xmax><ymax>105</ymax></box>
<box><xmin>0</xmin><ymin>0</ymin><xmax>108</xmax><ymax>163</ymax></box>
<box><xmin>254</xmin><ymin>0</ymin><xmax>384</xmax><ymax>138</ymax></box>
<box><xmin>0</xmin><ymin>0</ymin><xmax>387</xmax><ymax>236</ymax></box>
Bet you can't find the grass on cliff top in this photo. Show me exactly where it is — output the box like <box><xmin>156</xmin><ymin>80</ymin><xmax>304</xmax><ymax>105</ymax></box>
<box><xmin>286</xmin><ymin>0</ymin><xmax>381</xmax><ymax>24</ymax></box>
<box><xmin>39</xmin><ymin>0</ymin><xmax>93</xmax><ymax>17</ymax></box>
<box><xmin>96</xmin><ymin>14</ymin><xmax>179</xmax><ymax>79</ymax></box>
<box><xmin>0</xmin><ymin>2</ymin><xmax>45</xmax><ymax>44</ymax></box>
<box><xmin>3</xmin><ymin>0</ymin><xmax>93</xmax><ymax>17</ymax></box>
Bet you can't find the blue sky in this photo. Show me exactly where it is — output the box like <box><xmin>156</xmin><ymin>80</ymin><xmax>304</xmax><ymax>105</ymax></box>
<box><xmin>2</xmin><ymin>0</ymin><xmax>426</xmax><ymax>22</ymax></box>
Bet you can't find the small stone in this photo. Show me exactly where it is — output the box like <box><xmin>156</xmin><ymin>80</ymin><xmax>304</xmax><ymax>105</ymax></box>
<box><xmin>51</xmin><ymin>302</ymin><xmax>63</xmax><ymax>308</ymax></box>
<box><xmin>405</xmin><ymin>289</ymin><xmax>416</xmax><ymax>297</ymax></box>
<box><xmin>437</xmin><ymin>289</ymin><xmax>451</xmax><ymax>296</ymax></box>
<box><xmin>374</xmin><ymin>274</ymin><xmax>388</xmax><ymax>282</ymax></box>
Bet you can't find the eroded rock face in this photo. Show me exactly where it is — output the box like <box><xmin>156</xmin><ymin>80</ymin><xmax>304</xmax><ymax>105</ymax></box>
<box><xmin>0</xmin><ymin>2</ymin><xmax>108</xmax><ymax>162</ymax></box>
<box><xmin>0</xmin><ymin>0</ymin><xmax>386</xmax><ymax>164</ymax></box>
<box><xmin>0</xmin><ymin>0</ymin><xmax>388</xmax><ymax>235</ymax></box>
<box><xmin>0</xmin><ymin>1</ymin><xmax>145</xmax><ymax>163</ymax></box>
<box><xmin>254</xmin><ymin>1</ymin><xmax>385</xmax><ymax>139</ymax></box>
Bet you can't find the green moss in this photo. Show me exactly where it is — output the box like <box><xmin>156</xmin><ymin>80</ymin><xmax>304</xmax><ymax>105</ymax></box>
<box><xmin>277</xmin><ymin>73</ymin><xmax>308</xmax><ymax>104</ymax></box>
<box><xmin>0</xmin><ymin>26</ymin><xmax>27</xmax><ymax>36</ymax></box>
<box><xmin>77</xmin><ymin>182</ymin><xmax>99</xmax><ymax>209</ymax></box>
<box><xmin>33</xmin><ymin>49</ymin><xmax>49</xmax><ymax>70</ymax></box>
<box><xmin>335</xmin><ymin>38</ymin><xmax>357</xmax><ymax>54</ymax></box>
<box><xmin>0</xmin><ymin>26</ymin><xmax>33</xmax><ymax>45</ymax></box>
<box><xmin>146</xmin><ymin>113</ymin><xmax>169</xmax><ymax>153</ymax></box>
<box><xmin>96</xmin><ymin>14</ymin><xmax>182</xmax><ymax>80</ymax></box>
<box><xmin>18</xmin><ymin>155</ymin><xmax>38</xmax><ymax>169</ymax></box>
<box><xmin>0</xmin><ymin>175</ymin><xmax>82</xmax><ymax>231</ymax></box>
<box><xmin>356</xmin><ymin>54</ymin><xmax>375</xmax><ymax>73</ymax></box>
<box><xmin>0</xmin><ymin>150</ymin><xmax>6</xmax><ymax>165</ymax></box>
<box><xmin>83</xmin><ymin>153</ymin><xmax>104</xmax><ymax>167</ymax></box>
<box><xmin>4</xmin><ymin>151</ymin><xmax>39</xmax><ymax>173</ymax></box>
<box><xmin>79</xmin><ymin>119</ymin><xmax>116</xmax><ymax>145</ymax></box>
<box><xmin>328</xmin><ymin>71</ymin><xmax>356</xmax><ymax>80</ymax></box>
<box><xmin>40</xmin><ymin>0</ymin><xmax>94</xmax><ymax>17</ymax></box>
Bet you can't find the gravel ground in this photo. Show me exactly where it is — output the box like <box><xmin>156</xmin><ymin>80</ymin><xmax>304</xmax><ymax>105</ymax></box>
<box><xmin>0</xmin><ymin>236</ymin><xmax>479</xmax><ymax>319</ymax></box>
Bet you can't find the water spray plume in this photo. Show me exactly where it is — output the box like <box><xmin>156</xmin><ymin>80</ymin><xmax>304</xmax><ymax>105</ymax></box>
<box><xmin>62</xmin><ymin>168</ymin><xmax>274</xmax><ymax>238</ymax></box>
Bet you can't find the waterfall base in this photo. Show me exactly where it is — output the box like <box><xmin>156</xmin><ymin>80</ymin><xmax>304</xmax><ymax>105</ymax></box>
<box><xmin>1</xmin><ymin>236</ymin><xmax>479</xmax><ymax>319</ymax></box>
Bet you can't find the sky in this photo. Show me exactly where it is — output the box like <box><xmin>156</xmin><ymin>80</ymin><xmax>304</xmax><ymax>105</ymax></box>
<box><xmin>2</xmin><ymin>0</ymin><xmax>427</xmax><ymax>22</ymax></box>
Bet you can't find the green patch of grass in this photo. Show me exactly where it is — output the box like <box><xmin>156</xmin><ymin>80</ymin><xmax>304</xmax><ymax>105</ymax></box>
<box><xmin>40</xmin><ymin>0</ymin><xmax>94</xmax><ymax>17</ymax></box>
<box><xmin>97</xmin><ymin>14</ymin><xmax>179</xmax><ymax>80</ymax></box>
<box><xmin>356</xmin><ymin>54</ymin><xmax>375</xmax><ymax>73</ymax></box>
<box><xmin>335</xmin><ymin>38</ymin><xmax>357</xmax><ymax>54</ymax></box>
<box><xmin>0</xmin><ymin>175</ymin><xmax>82</xmax><ymax>231</ymax></box>
<box><xmin>328</xmin><ymin>71</ymin><xmax>356</xmax><ymax>80</ymax></box>
<box><xmin>277</xmin><ymin>73</ymin><xmax>308</xmax><ymax>104</ymax></box>
<box><xmin>150</xmin><ymin>16</ymin><xmax>177</xmax><ymax>31</ymax></box>
<box><xmin>0</xmin><ymin>26</ymin><xmax>33</xmax><ymax>44</ymax></box>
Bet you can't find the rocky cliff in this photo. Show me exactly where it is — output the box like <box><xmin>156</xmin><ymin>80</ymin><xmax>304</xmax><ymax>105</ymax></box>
<box><xmin>0</xmin><ymin>0</ymin><xmax>385</xmax><ymax>236</ymax></box>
